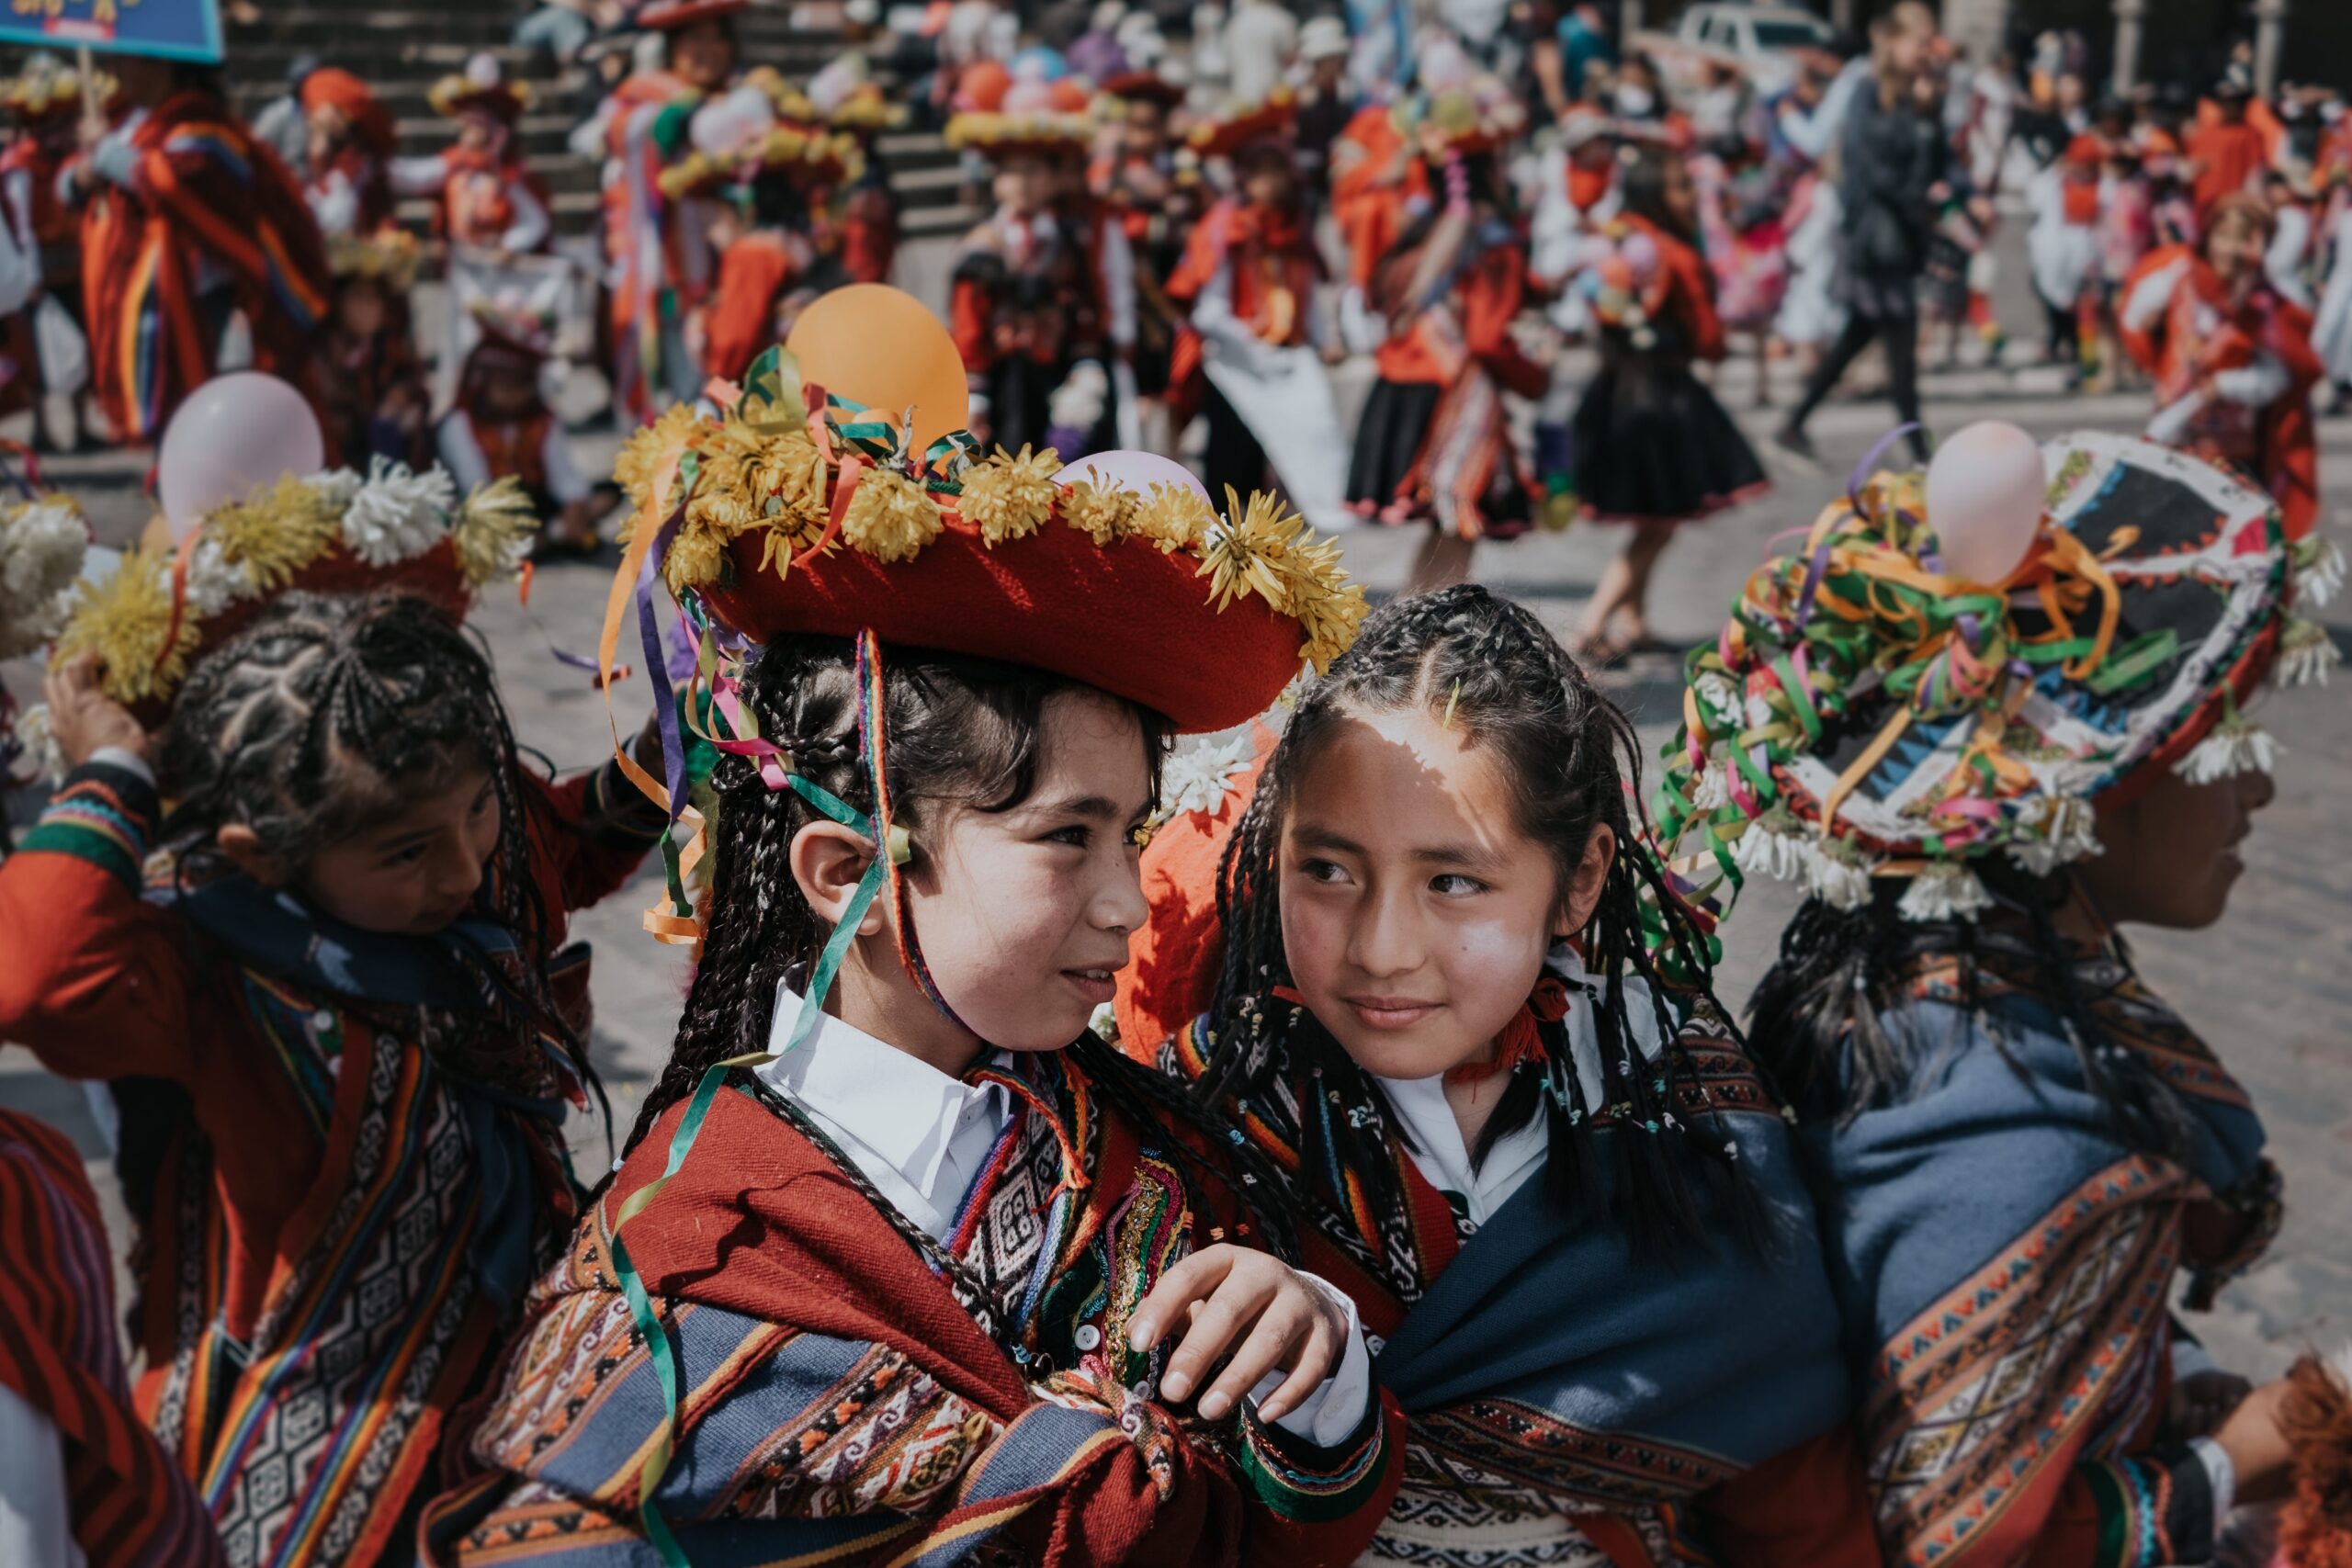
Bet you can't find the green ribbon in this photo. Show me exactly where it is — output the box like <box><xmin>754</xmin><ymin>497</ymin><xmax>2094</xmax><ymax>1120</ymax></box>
<box><xmin>606</xmin><ymin>767</ymin><xmax>889</xmax><ymax>1566</ymax></box>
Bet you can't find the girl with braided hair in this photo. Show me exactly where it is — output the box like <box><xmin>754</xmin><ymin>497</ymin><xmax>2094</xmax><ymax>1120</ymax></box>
<box><xmin>2</xmin><ymin>591</ymin><xmax>670</xmax><ymax>1568</ymax></box>
<box><xmin>423</xmin><ymin>390</ymin><xmax>1402</xmax><ymax>1562</ymax></box>
<box><xmin>1114</xmin><ymin>584</ymin><xmax>1877</xmax><ymax>1568</ymax></box>
<box><xmin>1658</xmin><ymin>432</ymin><xmax>2327</xmax><ymax>1565</ymax></box>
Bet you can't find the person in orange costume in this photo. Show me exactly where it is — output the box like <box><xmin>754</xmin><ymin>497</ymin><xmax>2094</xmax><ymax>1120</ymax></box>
<box><xmin>2188</xmin><ymin>74</ymin><xmax>2274</xmax><ymax>218</ymax></box>
<box><xmin>1327</xmin><ymin>99</ymin><xmax>1428</xmax><ymax>350</ymax></box>
<box><xmin>396</xmin><ymin>55</ymin><xmax>551</xmax><ymax>254</ymax></box>
<box><xmin>1346</xmin><ymin>81</ymin><xmax>1547</xmax><ymax>593</ymax></box>
<box><xmin>2119</xmin><ymin>193</ymin><xmax>2322</xmax><ymax>540</ymax></box>
<box><xmin>298</xmin><ymin>66</ymin><xmax>396</xmax><ymax>240</ymax></box>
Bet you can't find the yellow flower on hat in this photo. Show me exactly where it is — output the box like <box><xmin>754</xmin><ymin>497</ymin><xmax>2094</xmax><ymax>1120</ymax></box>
<box><xmin>616</xmin><ymin>405</ymin><xmax>707</xmax><ymax>528</ymax></box>
<box><xmin>1199</xmin><ymin>486</ymin><xmax>1303</xmax><ymax>614</ymax></box>
<box><xmin>53</xmin><ymin>549</ymin><xmax>199</xmax><ymax>705</ymax></box>
<box><xmin>203</xmin><ymin>475</ymin><xmax>343</xmax><ymax>592</ymax></box>
<box><xmin>1130</xmin><ymin>482</ymin><xmax>1214</xmax><ymax>555</ymax></box>
<box><xmin>1059</xmin><ymin>479</ymin><xmax>1136</xmax><ymax>547</ymax></box>
<box><xmin>959</xmin><ymin>445</ymin><xmax>1060</xmax><ymax>546</ymax></box>
<box><xmin>452</xmin><ymin>476</ymin><xmax>537</xmax><ymax>587</ymax></box>
<box><xmin>841</xmin><ymin>467</ymin><xmax>943</xmax><ymax>562</ymax></box>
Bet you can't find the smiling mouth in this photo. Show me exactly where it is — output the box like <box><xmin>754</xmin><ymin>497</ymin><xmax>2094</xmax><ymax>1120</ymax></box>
<box><xmin>1062</xmin><ymin>966</ymin><xmax>1121</xmax><ymax>1003</ymax></box>
<box><xmin>1345</xmin><ymin>997</ymin><xmax>1442</xmax><ymax>1030</ymax></box>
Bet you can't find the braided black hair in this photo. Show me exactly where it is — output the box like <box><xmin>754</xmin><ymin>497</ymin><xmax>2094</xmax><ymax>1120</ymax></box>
<box><xmin>1201</xmin><ymin>584</ymin><xmax>1762</xmax><ymax>1258</ymax></box>
<box><xmin>625</xmin><ymin>636</ymin><xmax>1304</xmax><ymax>1258</ymax></box>
<box><xmin>1747</xmin><ymin>865</ymin><xmax>2190</xmax><ymax>1156</ymax></box>
<box><xmin>133</xmin><ymin>590</ymin><xmax>596</xmax><ymax>1200</ymax></box>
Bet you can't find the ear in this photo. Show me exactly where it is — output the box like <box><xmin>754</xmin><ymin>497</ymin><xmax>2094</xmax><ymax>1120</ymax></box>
<box><xmin>788</xmin><ymin>818</ymin><xmax>890</xmax><ymax>936</ymax></box>
<box><xmin>1552</xmin><ymin>823</ymin><xmax>1618</xmax><ymax>942</ymax></box>
<box><xmin>214</xmin><ymin>823</ymin><xmax>292</xmax><ymax>887</ymax></box>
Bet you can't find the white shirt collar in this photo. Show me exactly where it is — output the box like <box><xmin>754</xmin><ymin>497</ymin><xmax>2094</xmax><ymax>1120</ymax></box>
<box><xmin>1374</xmin><ymin>945</ymin><xmax>1674</xmax><ymax>1228</ymax></box>
<box><xmin>755</xmin><ymin>978</ymin><xmax>1014</xmax><ymax>1242</ymax></box>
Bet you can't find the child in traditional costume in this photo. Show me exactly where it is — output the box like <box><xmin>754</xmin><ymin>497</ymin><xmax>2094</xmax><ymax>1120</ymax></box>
<box><xmin>1111</xmin><ymin>584</ymin><xmax>1879</xmax><ymax>1568</ymax></box>
<box><xmin>2120</xmin><ymin>194</ymin><xmax>2323</xmax><ymax>540</ymax></box>
<box><xmin>2026</xmin><ymin>134</ymin><xmax>2104</xmax><ymax>373</ymax></box>
<box><xmin>6</xmin><ymin>470</ymin><xmax>667</xmax><ymax>1566</ymax></box>
<box><xmin>1691</xmin><ymin>132</ymin><xmax>1792</xmax><ymax>404</ymax></box>
<box><xmin>945</xmin><ymin>102</ymin><xmax>1124</xmax><ymax>456</ymax></box>
<box><xmin>396</xmin><ymin>56</ymin><xmax>551</xmax><ymax>255</ymax></box>
<box><xmin>1564</xmin><ymin>144</ymin><xmax>1767</xmax><ymax>662</ymax></box>
<box><xmin>1164</xmin><ymin>94</ymin><xmax>1343</xmax><ymax>513</ymax></box>
<box><xmin>0</xmin><ymin>1108</ymin><xmax>226</xmax><ymax>1567</ymax></box>
<box><xmin>422</xmin><ymin>354</ymin><xmax>1404</xmax><ymax>1562</ymax></box>
<box><xmin>0</xmin><ymin>58</ymin><xmax>102</xmax><ymax>452</ymax></box>
<box><xmin>299</xmin><ymin>67</ymin><xmax>397</xmax><ymax>241</ymax></box>
<box><xmin>437</xmin><ymin>305</ymin><xmax>602</xmax><ymax>553</ymax></box>
<box><xmin>800</xmin><ymin>55</ymin><xmax>908</xmax><ymax>287</ymax></box>
<box><xmin>588</xmin><ymin>0</ymin><xmax>744</xmax><ymax>420</ymax></box>
<box><xmin>1528</xmin><ymin>107</ymin><xmax>1621</xmax><ymax>343</ymax></box>
<box><xmin>320</xmin><ymin>228</ymin><xmax>431</xmax><ymax>470</ymax></box>
<box><xmin>1328</xmin><ymin>99</ymin><xmax>1429</xmax><ymax>354</ymax></box>
<box><xmin>1091</xmin><ymin>67</ymin><xmax>1194</xmax><ymax>447</ymax></box>
<box><xmin>671</xmin><ymin>72</ymin><xmax>856</xmax><ymax>383</ymax></box>
<box><xmin>1657</xmin><ymin>428</ymin><xmax>2344</xmax><ymax>1567</ymax></box>
<box><xmin>1347</xmin><ymin>78</ymin><xmax>1544</xmax><ymax>593</ymax></box>
<box><xmin>64</xmin><ymin>55</ymin><xmax>331</xmax><ymax>445</ymax></box>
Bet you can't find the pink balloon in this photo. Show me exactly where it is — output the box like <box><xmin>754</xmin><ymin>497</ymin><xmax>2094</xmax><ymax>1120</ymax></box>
<box><xmin>1620</xmin><ymin>231</ymin><xmax>1660</xmax><ymax>283</ymax></box>
<box><xmin>1925</xmin><ymin>421</ymin><xmax>2046</xmax><ymax>583</ymax></box>
<box><xmin>1052</xmin><ymin>450</ymin><xmax>1211</xmax><ymax>502</ymax></box>
<box><xmin>158</xmin><ymin>373</ymin><xmax>325</xmax><ymax>543</ymax></box>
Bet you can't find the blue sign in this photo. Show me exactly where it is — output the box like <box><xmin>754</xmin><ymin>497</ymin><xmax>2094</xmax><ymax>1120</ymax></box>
<box><xmin>0</xmin><ymin>0</ymin><xmax>224</xmax><ymax>63</ymax></box>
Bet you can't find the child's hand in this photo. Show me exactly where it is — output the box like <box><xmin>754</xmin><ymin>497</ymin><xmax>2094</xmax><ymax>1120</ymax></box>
<box><xmin>2171</xmin><ymin>1369</ymin><xmax>2253</xmax><ymax>1437</ymax></box>
<box><xmin>1127</xmin><ymin>1244</ymin><xmax>1351</xmax><ymax>1425</ymax></box>
<box><xmin>43</xmin><ymin>652</ymin><xmax>153</xmax><ymax>770</ymax></box>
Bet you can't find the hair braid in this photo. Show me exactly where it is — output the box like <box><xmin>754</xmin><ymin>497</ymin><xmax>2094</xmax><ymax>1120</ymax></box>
<box><xmin>1200</xmin><ymin>585</ymin><xmax>1763</xmax><ymax>1258</ymax></box>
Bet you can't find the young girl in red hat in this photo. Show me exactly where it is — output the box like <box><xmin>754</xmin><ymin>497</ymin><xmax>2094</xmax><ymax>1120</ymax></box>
<box><xmin>6</xmin><ymin>570</ymin><xmax>669</xmax><ymax>1568</ymax></box>
<box><xmin>2120</xmin><ymin>192</ymin><xmax>2323</xmax><ymax>538</ymax></box>
<box><xmin>1347</xmin><ymin>82</ymin><xmax>1547</xmax><ymax>594</ymax></box>
<box><xmin>1112</xmin><ymin>584</ymin><xmax>1876</xmax><ymax>1568</ymax></box>
<box><xmin>424</xmin><ymin>359</ymin><xmax>1402</xmax><ymax>1563</ymax></box>
<box><xmin>395</xmin><ymin>55</ymin><xmax>551</xmax><ymax>255</ymax></box>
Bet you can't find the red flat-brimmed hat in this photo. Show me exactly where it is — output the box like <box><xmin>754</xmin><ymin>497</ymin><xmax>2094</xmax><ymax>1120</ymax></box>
<box><xmin>1101</xmin><ymin>70</ymin><xmax>1186</xmax><ymax>107</ymax></box>
<box><xmin>1187</xmin><ymin>88</ymin><xmax>1296</xmax><ymax>159</ymax></box>
<box><xmin>429</xmin><ymin>53</ymin><xmax>533</xmax><ymax>121</ymax></box>
<box><xmin>636</xmin><ymin>0</ymin><xmax>748</xmax><ymax>29</ymax></box>
<box><xmin>614</xmin><ymin>350</ymin><xmax>1363</xmax><ymax>733</ymax></box>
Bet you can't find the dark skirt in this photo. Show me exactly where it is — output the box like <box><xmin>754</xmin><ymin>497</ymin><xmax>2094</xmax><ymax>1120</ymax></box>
<box><xmin>1346</xmin><ymin>378</ymin><xmax>1443</xmax><ymax>513</ymax></box>
<box><xmin>1569</xmin><ymin>356</ymin><xmax>1768</xmax><ymax>525</ymax></box>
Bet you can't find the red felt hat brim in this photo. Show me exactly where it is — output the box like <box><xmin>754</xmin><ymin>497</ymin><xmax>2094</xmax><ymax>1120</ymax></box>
<box><xmin>127</xmin><ymin>541</ymin><xmax>472</xmax><ymax>726</ymax></box>
<box><xmin>639</xmin><ymin>0</ymin><xmax>748</xmax><ymax>28</ymax></box>
<box><xmin>702</xmin><ymin>519</ymin><xmax>1306</xmax><ymax>735</ymax></box>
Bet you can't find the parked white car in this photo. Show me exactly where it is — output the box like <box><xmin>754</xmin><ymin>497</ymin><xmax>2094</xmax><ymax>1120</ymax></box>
<box><xmin>1634</xmin><ymin>4</ymin><xmax>1840</xmax><ymax>97</ymax></box>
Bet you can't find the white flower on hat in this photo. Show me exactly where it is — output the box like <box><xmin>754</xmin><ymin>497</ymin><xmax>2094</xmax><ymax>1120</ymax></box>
<box><xmin>2293</xmin><ymin>534</ymin><xmax>2344</xmax><ymax>608</ymax></box>
<box><xmin>2274</xmin><ymin>615</ymin><xmax>2340</xmax><ymax>690</ymax></box>
<box><xmin>1804</xmin><ymin>839</ymin><xmax>1875</xmax><ymax>911</ymax></box>
<box><xmin>341</xmin><ymin>458</ymin><xmax>457</xmax><ymax>567</ymax></box>
<box><xmin>308</xmin><ymin>467</ymin><xmax>364</xmax><ymax>513</ymax></box>
<box><xmin>1689</xmin><ymin>760</ymin><xmax>1729</xmax><ymax>813</ymax></box>
<box><xmin>0</xmin><ymin>499</ymin><xmax>87</xmax><ymax>660</ymax></box>
<box><xmin>2007</xmin><ymin>795</ymin><xmax>2102</xmax><ymax>877</ymax></box>
<box><xmin>1163</xmin><ymin>732</ymin><xmax>1253</xmax><ymax>818</ymax></box>
<box><xmin>184</xmin><ymin>536</ymin><xmax>251</xmax><ymax>618</ymax></box>
<box><xmin>2178</xmin><ymin>721</ymin><xmax>2277</xmax><ymax>785</ymax></box>
<box><xmin>1897</xmin><ymin>862</ymin><xmax>1994</xmax><ymax>922</ymax></box>
<box><xmin>1731</xmin><ymin>807</ymin><xmax>1807</xmax><ymax>883</ymax></box>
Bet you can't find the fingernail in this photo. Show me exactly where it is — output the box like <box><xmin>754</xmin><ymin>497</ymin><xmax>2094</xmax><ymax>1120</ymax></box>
<box><xmin>1199</xmin><ymin>1393</ymin><xmax>1227</xmax><ymax>1419</ymax></box>
<box><xmin>1128</xmin><ymin>1320</ymin><xmax>1151</xmax><ymax>1351</ymax></box>
<box><xmin>1161</xmin><ymin>1372</ymin><xmax>1189</xmax><ymax>1401</ymax></box>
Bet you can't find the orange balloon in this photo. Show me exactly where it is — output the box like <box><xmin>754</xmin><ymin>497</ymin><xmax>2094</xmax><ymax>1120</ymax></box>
<box><xmin>1049</xmin><ymin>77</ymin><xmax>1091</xmax><ymax>112</ymax></box>
<box><xmin>956</xmin><ymin>59</ymin><xmax>1011</xmax><ymax>113</ymax></box>
<box><xmin>785</xmin><ymin>284</ymin><xmax>971</xmax><ymax>451</ymax></box>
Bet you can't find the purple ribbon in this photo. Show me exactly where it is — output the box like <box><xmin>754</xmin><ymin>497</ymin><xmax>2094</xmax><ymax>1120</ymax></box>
<box><xmin>634</xmin><ymin>513</ymin><xmax>689</xmax><ymax>820</ymax></box>
<box><xmin>1846</xmin><ymin>422</ymin><xmax>1922</xmax><ymax>514</ymax></box>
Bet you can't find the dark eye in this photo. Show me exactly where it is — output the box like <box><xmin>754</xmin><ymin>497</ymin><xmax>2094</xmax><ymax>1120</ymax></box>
<box><xmin>1298</xmin><ymin>857</ymin><xmax>1348</xmax><ymax>885</ymax></box>
<box><xmin>1430</xmin><ymin>873</ymin><xmax>1488</xmax><ymax>897</ymax></box>
<box><xmin>387</xmin><ymin>843</ymin><xmax>429</xmax><ymax>867</ymax></box>
<box><xmin>1044</xmin><ymin>824</ymin><xmax>1090</xmax><ymax>848</ymax></box>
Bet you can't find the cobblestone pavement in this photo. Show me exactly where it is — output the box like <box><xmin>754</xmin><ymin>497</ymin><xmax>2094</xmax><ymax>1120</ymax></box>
<box><xmin>6</xmin><ymin>244</ymin><xmax>2349</xmax><ymax>1382</ymax></box>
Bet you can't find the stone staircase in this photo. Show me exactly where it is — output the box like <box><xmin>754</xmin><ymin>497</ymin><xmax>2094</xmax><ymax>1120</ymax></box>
<box><xmin>219</xmin><ymin>0</ymin><xmax>978</xmax><ymax>259</ymax></box>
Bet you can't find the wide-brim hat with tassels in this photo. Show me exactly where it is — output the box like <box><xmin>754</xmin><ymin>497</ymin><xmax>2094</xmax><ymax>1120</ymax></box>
<box><xmin>1655</xmin><ymin>430</ymin><xmax>2341</xmax><ymax>925</ymax></box>
<box><xmin>613</xmin><ymin>346</ymin><xmax>1363</xmax><ymax>736</ymax></box>
<box><xmin>48</xmin><ymin>463</ymin><xmax>537</xmax><ymax>724</ymax></box>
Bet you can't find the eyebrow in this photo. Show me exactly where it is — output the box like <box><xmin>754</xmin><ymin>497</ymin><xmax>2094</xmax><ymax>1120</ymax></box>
<box><xmin>1023</xmin><ymin>793</ymin><xmax>1142</xmax><ymax>823</ymax></box>
<box><xmin>1293</xmin><ymin>824</ymin><xmax>1498</xmax><ymax>869</ymax></box>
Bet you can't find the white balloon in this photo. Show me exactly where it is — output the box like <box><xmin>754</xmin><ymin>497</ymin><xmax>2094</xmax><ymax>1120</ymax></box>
<box><xmin>155</xmin><ymin>373</ymin><xmax>324</xmax><ymax>543</ymax></box>
<box><xmin>1925</xmin><ymin>421</ymin><xmax>2046</xmax><ymax>584</ymax></box>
